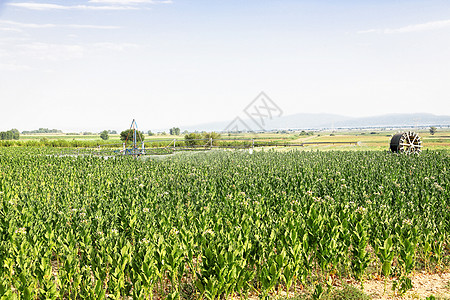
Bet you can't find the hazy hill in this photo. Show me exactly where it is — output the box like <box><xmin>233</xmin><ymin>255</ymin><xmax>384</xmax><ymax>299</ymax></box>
<box><xmin>332</xmin><ymin>113</ymin><xmax>450</xmax><ymax>128</ymax></box>
<box><xmin>169</xmin><ymin>113</ymin><xmax>450</xmax><ymax>132</ymax></box>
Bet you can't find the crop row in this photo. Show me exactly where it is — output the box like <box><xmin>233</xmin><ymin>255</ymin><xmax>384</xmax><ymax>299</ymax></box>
<box><xmin>0</xmin><ymin>148</ymin><xmax>448</xmax><ymax>299</ymax></box>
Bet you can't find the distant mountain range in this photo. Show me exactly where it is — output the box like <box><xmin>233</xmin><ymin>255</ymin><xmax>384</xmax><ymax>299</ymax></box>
<box><xmin>178</xmin><ymin>113</ymin><xmax>450</xmax><ymax>132</ymax></box>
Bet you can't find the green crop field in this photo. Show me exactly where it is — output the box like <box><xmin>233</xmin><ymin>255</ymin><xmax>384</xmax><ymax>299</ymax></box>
<box><xmin>0</xmin><ymin>148</ymin><xmax>448</xmax><ymax>299</ymax></box>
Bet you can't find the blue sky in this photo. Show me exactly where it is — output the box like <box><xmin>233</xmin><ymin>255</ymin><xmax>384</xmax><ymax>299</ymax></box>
<box><xmin>0</xmin><ymin>0</ymin><xmax>449</xmax><ymax>132</ymax></box>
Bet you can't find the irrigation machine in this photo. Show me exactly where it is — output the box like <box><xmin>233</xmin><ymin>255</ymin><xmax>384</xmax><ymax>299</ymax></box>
<box><xmin>389</xmin><ymin>131</ymin><xmax>423</xmax><ymax>154</ymax></box>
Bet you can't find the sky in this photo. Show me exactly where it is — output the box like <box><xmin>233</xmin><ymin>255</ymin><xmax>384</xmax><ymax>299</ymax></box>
<box><xmin>0</xmin><ymin>0</ymin><xmax>449</xmax><ymax>132</ymax></box>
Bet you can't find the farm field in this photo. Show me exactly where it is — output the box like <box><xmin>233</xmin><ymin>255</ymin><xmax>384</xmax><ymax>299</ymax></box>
<box><xmin>298</xmin><ymin>130</ymin><xmax>450</xmax><ymax>151</ymax></box>
<box><xmin>6</xmin><ymin>129</ymin><xmax>450</xmax><ymax>152</ymax></box>
<box><xmin>0</xmin><ymin>148</ymin><xmax>448</xmax><ymax>299</ymax></box>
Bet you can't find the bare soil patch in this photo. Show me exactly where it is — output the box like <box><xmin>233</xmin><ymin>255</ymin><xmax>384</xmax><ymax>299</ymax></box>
<box><xmin>358</xmin><ymin>272</ymin><xmax>450</xmax><ymax>299</ymax></box>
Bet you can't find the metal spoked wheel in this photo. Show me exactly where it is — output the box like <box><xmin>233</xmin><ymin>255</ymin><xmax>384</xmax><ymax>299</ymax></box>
<box><xmin>390</xmin><ymin>131</ymin><xmax>422</xmax><ymax>154</ymax></box>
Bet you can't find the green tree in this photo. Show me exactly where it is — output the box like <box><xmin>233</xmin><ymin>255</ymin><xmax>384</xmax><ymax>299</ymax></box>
<box><xmin>202</xmin><ymin>132</ymin><xmax>221</xmax><ymax>146</ymax></box>
<box><xmin>100</xmin><ymin>130</ymin><xmax>109</xmax><ymax>140</ymax></box>
<box><xmin>0</xmin><ymin>129</ymin><xmax>20</xmax><ymax>140</ymax></box>
<box><xmin>22</xmin><ymin>128</ymin><xmax>62</xmax><ymax>134</ymax></box>
<box><xmin>10</xmin><ymin>129</ymin><xmax>20</xmax><ymax>140</ymax></box>
<box><xmin>147</xmin><ymin>130</ymin><xmax>154</xmax><ymax>136</ymax></box>
<box><xmin>429</xmin><ymin>126</ymin><xmax>437</xmax><ymax>135</ymax></box>
<box><xmin>120</xmin><ymin>129</ymin><xmax>145</xmax><ymax>142</ymax></box>
<box><xmin>169</xmin><ymin>127</ymin><xmax>181</xmax><ymax>135</ymax></box>
<box><xmin>184</xmin><ymin>132</ymin><xmax>203</xmax><ymax>146</ymax></box>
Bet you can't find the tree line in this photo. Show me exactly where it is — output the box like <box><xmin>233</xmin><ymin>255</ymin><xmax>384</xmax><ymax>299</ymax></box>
<box><xmin>95</xmin><ymin>128</ymin><xmax>221</xmax><ymax>143</ymax></box>
<box><xmin>0</xmin><ymin>129</ymin><xmax>20</xmax><ymax>140</ymax></box>
<box><xmin>22</xmin><ymin>128</ymin><xmax>62</xmax><ymax>134</ymax></box>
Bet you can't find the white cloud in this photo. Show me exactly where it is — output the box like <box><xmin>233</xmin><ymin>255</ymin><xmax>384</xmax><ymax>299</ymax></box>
<box><xmin>69</xmin><ymin>24</ymin><xmax>121</xmax><ymax>29</ymax></box>
<box><xmin>359</xmin><ymin>19</ymin><xmax>450</xmax><ymax>34</ymax></box>
<box><xmin>89</xmin><ymin>0</ymin><xmax>172</xmax><ymax>3</ymax></box>
<box><xmin>0</xmin><ymin>20</ymin><xmax>120</xmax><ymax>30</ymax></box>
<box><xmin>93</xmin><ymin>42</ymin><xmax>140</xmax><ymax>51</ymax></box>
<box><xmin>8</xmin><ymin>3</ymin><xmax>139</xmax><ymax>10</ymax></box>
<box><xmin>0</xmin><ymin>37</ymin><xmax>31</xmax><ymax>43</ymax></box>
<box><xmin>0</xmin><ymin>27</ymin><xmax>22</xmax><ymax>32</ymax></box>
<box><xmin>0</xmin><ymin>40</ymin><xmax>142</xmax><ymax>66</ymax></box>
<box><xmin>17</xmin><ymin>43</ymin><xmax>86</xmax><ymax>61</ymax></box>
<box><xmin>0</xmin><ymin>20</ymin><xmax>55</xmax><ymax>29</ymax></box>
<box><xmin>0</xmin><ymin>63</ymin><xmax>32</xmax><ymax>71</ymax></box>
<box><xmin>357</xmin><ymin>29</ymin><xmax>377</xmax><ymax>34</ymax></box>
<box><xmin>7</xmin><ymin>0</ymin><xmax>172</xmax><ymax>11</ymax></box>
